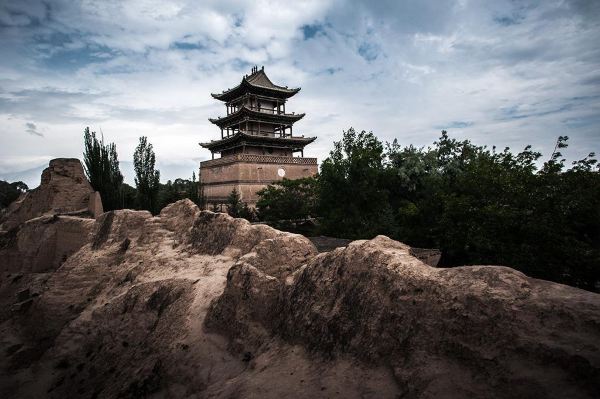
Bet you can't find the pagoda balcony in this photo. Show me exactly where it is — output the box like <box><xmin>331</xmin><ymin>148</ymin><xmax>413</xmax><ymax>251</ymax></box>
<box><xmin>228</xmin><ymin>105</ymin><xmax>290</xmax><ymax>115</ymax></box>
<box><xmin>232</xmin><ymin>129</ymin><xmax>292</xmax><ymax>138</ymax></box>
<box><xmin>209</xmin><ymin>106</ymin><xmax>304</xmax><ymax>128</ymax></box>
<box><xmin>200</xmin><ymin>153</ymin><xmax>317</xmax><ymax>168</ymax></box>
<box><xmin>200</xmin><ymin>131</ymin><xmax>316</xmax><ymax>156</ymax></box>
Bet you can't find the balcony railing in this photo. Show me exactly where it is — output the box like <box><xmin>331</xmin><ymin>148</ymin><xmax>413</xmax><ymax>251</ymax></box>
<box><xmin>241</xmin><ymin>130</ymin><xmax>291</xmax><ymax>137</ymax></box>
<box><xmin>228</xmin><ymin>105</ymin><xmax>294</xmax><ymax>115</ymax></box>
<box><xmin>201</xmin><ymin>154</ymin><xmax>317</xmax><ymax>167</ymax></box>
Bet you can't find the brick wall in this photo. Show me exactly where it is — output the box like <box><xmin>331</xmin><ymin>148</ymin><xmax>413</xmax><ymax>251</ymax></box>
<box><xmin>200</xmin><ymin>154</ymin><xmax>318</xmax><ymax>206</ymax></box>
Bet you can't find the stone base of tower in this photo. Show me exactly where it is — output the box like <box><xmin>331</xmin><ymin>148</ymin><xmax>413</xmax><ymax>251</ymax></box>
<box><xmin>200</xmin><ymin>154</ymin><xmax>317</xmax><ymax>209</ymax></box>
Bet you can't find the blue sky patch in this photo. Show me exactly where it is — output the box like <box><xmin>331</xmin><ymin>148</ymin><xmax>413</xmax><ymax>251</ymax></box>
<box><xmin>436</xmin><ymin>121</ymin><xmax>474</xmax><ymax>130</ymax></box>
<box><xmin>173</xmin><ymin>41</ymin><xmax>207</xmax><ymax>50</ymax></box>
<box><xmin>494</xmin><ymin>15</ymin><xmax>523</xmax><ymax>26</ymax></box>
<box><xmin>301</xmin><ymin>24</ymin><xmax>324</xmax><ymax>40</ymax></box>
<box><xmin>358</xmin><ymin>42</ymin><xmax>379</xmax><ymax>62</ymax></box>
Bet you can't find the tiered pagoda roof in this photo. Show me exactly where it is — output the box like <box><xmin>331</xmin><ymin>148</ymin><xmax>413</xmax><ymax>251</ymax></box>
<box><xmin>211</xmin><ymin>67</ymin><xmax>300</xmax><ymax>102</ymax></box>
<box><xmin>200</xmin><ymin>132</ymin><xmax>315</xmax><ymax>153</ymax></box>
<box><xmin>208</xmin><ymin>106</ymin><xmax>305</xmax><ymax>128</ymax></box>
<box><xmin>201</xmin><ymin>66</ymin><xmax>315</xmax><ymax>155</ymax></box>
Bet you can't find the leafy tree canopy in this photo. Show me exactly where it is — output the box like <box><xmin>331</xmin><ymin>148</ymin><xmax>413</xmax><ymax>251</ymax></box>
<box><xmin>258</xmin><ymin>127</ymin><xmax>600</xmax><ymax>292</ymax></box>
<box><xmin>226</xmin><ymin>188</ymin><xmax>255</xmax><ymax>221</ymax></box>
<box><xmin>0</xmin><ymin>180</ymin><xmax>28</xmax><ymax>209</ymax></box>
<box><xmin>319</xmin><ymin>128</ymin><xmax>396</xmax><ymax>239</ymax></box>
<box><xmin>257</xmin><ymin>177</ymin><xmax>318</xmax><ymax>223</ymax></box>
<box><xmin>157</xmin><ymin>172</ymin><xmax>205</xmax><ymax>212</ymax></box>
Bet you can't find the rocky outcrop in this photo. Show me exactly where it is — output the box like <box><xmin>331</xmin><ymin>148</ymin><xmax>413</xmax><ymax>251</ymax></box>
<box><xmin>0</xmin><ymin>196</ymin><xmax>598</xmax><ymax>398</ymax></box>
<box><xmin>0</xmin><ymin>215</ymin><xmax>95</xmax><ymax>273</ymax></box>
<box><xmin>206</xmin><ymin>236</ymin><xmax>600</xmax><ymax>398</ymax></box>
<box><xmin>0</xmin><ymin>158</ymin><xmax>102</xmax><ymax>231</ymax></box>
<box><xmin>308</xmin><ymin>236</ymin><xmax>442</xmax><ymax>266</ymax></box>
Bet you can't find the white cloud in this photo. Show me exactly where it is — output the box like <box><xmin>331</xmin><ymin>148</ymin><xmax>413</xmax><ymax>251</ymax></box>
<box><xmin>0</xmin><ymin>0</ymin><xmax>599</xmax><ymax>187</ymax></box>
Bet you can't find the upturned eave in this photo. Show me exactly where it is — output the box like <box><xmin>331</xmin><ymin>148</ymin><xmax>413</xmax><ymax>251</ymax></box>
<box><xmin>209</xmin><ymin>106</ymin><xmax>305</xmax><ymax>128</ymax></box>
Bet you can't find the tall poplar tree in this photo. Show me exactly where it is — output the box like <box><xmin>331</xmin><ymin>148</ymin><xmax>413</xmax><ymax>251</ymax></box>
<box><xmin>133</xmin><ymin>136</ymin><xmax>160</xmax><ymax>214</ymax></box>
<box><xmin>83</xmin><ymin>127</ymin><xmax>124</xmax><ymax>211</ymax></box>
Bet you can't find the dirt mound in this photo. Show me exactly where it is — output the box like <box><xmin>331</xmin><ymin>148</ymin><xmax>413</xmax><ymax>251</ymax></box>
<box><xmin>0</xmin><ymin>195</ymin><xmax>598</xmax><ymax>398</ymax></box>
<box><xmin>0</xmin><ymin>215</ymin><xmax>95</xmax><ymax>273</ymax></box>
<box><xmin>207</xmin><ymin>235</ymin><xmax>600</xmax><ymax>398</ymax></box>
<box><xmin>0</xmin><ymin>158</ymin><xmax>102</xmax><ymax>231</ymax></box>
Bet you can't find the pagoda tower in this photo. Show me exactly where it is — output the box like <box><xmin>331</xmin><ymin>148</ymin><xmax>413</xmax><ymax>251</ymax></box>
<box><xmin>199</xmin><ymin>66</ymin><xmax>317</xmax><ymax>208</ymax></box>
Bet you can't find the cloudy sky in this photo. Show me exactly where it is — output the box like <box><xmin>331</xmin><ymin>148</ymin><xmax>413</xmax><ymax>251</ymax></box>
<box><xmin>1</xmin><ymin>0</ymin><xmax>599</xmax><ymax>187</ymax></box>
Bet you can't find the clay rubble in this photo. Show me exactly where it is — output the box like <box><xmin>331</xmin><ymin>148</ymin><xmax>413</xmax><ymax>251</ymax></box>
<box><xmin>0</xmin><ymin>160</ymin><xmax>599</xmax><ymax>399</ymax></box>
<box><xmin>0</xmin><ymin>158</ymin><xmax>102</xmax><ymax>232</ymax></box>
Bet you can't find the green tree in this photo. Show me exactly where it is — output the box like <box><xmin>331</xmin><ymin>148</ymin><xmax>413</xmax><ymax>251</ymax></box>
<box><xmin>385</xmin><ymin>131</ymin><xmax>599</xmax><ymax>291</ymax></box>
<box><xmin>188</xmin><ymin>171</ymin><xmax>200</xmax><ymax>206</ymax></box>
<box><xmin>83</xmin><ymin>127</ymin><xmax>124</xmax><ymax>211</ymax></box>
<box><xmin>0</xmin><ymin>180</ymin><xmax>28</xmax><ymax>209</ymax></box>
<box><xmin>225</xmin><ymin>126</ymin><xmax>600</xmax><ymax>291</ymax></box>
<box><xmin>157</xmin><ymin>180</ymin><xmax>179</xmax><ymax>211</ymax></box>
<box><xmin>156</xmin><ymin>172</ymin><xmax>206</xmax><ymax>212</ymax></box>
<box><xmin>226</xmin><ymin>188</ymin><xmax>255</xmax><ymax>220</ymax></box>
<box><xmin>257</xmin><ymin>177</ymin><xmax>318</xmax><ymax>224</ymax></box>
<box><xmin>134</xmin><ymin>136</ymin><xmax>160</xmax><ymax>214</ymax></box>
<box><xmin>319</xmin><ymin>128</ymin><xmax>396</xmax><ymax>238</ymax></box>
<box><xmin>321</xmin><ymin>128</ymin><xmax>600</xmax><ymax>291</ymax></box>
<box><xmin>121</xmin><ymin>183</ymin><xmax>138</xmax><ymax>210</ymax></box>
<box><xmin>188</xmin><ymin>171</ymin><xmax>206</xmax><ymax>209</ymax></box>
